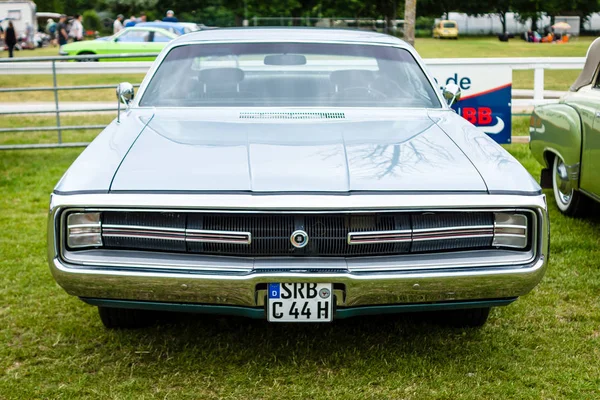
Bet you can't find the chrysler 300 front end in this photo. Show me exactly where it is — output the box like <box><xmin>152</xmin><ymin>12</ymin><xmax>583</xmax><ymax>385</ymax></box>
<box><xmin>47</xmin><ymin>28</ymin><xmax>549</xmax><ymax>328</ymax></box>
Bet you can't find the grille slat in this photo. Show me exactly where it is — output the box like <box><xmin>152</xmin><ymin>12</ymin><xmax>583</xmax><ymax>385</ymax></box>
<box><xmin>99</xmin><ymin>212</ymin><xmax>497</xmax><ymax>257</ymax></box>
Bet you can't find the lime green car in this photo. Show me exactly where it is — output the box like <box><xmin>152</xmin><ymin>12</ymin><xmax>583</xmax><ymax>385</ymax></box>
<box><xmin>59</xmin><ymin>27</ymin><xmax>178</xmax><ymax>61</ymax></box>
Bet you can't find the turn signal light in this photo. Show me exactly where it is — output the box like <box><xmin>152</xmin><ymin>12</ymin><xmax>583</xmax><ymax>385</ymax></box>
<box><xmin>493</xmin><ymin>213</ymin><xmax>528</xmax><ymax>249</ymax></box>
<box><xmin>66</xmin><ymin>212</ymin><xmax>102</xmax><ymax>249</ymax></box>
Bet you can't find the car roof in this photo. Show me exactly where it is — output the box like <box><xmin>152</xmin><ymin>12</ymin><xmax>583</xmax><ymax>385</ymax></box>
<box><xmin>122</xmin><ymin>26</ymin><xmax>178</xmax><ymax>36</ymax></box>
<box><xmin>136</xmin><ymin>21</ymin><xmax>184</xmax><ymax>31</ymax></box>
<box><xmin>171</xmin><ymin>27</ymin><xmax>409</xmax><ymax>47</ymax></box>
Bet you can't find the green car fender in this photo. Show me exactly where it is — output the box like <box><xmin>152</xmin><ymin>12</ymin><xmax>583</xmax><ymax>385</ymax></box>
<box><xmin>530</xmin><ymin>103</ymin><xmax>582</xmax><ymax>189</ymax></box>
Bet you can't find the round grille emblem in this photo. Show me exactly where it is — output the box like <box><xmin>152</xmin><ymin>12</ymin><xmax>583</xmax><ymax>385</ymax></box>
<box><xmin>290</xmin><ymin>230</ymin><xmax>309</xmax><ymax>248</ymax></box>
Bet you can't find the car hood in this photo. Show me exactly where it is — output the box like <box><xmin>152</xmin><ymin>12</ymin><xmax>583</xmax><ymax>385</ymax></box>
<box><xmin>109</xmin><ymin>109</ymin><xmax>488</xmax><ymax>193</ymax></box>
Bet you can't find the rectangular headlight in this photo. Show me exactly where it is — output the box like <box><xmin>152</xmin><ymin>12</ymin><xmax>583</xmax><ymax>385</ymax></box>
<box><xmin>493</xmin><ymin>212</ymin><xmax>528</xmax><ymax>249</ymax></box>
<box><xmin>66</xmin><ymin>212</ymin><xmax>102</xmax><ymax>249</ymax></box>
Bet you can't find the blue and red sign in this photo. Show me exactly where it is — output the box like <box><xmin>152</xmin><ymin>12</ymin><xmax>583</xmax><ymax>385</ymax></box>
<box><xmin>428</xmin><ymin>66</ymin><xmax>512</xmax><ymax>144</ymax></box>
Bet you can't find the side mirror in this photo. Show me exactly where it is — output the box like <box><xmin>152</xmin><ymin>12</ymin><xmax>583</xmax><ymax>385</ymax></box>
<box><xmin>116</xmin><ymin>82</ymin><xmax>134</xmax><ymax>123</ymax></box>
<box><xmin>117</xmin><ymin>82</ymin><xmax>134</xmax><ymax>104</ymax></box>
<box><xmin>442</xmin><ymin>83</ymin><xmax>461</xmax><ymax>107</ymax></box>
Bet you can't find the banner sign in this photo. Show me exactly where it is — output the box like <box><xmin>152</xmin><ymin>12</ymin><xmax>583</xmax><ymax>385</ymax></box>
<box><xmin>427</xmin><ymin>64</ymin><xmax>512</xmax><ymax>144</ymax></box>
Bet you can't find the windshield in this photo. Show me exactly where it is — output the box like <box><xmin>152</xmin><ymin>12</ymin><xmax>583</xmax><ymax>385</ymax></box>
<box><xmin>139</xmin><ymin>43</ymin><xmax>441</xmax><ymax>108</ymax></box>
<box><xmin>443</xmin><ymin>22</ymin><xmax>456</xmax><ymax>28</ymax></box>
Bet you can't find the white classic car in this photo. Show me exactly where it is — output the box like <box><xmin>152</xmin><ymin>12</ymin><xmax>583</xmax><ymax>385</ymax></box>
<box><xmin>48</xmin><ymin>28</ymin><xmax>549</xmax><ymax>329</ymax></box>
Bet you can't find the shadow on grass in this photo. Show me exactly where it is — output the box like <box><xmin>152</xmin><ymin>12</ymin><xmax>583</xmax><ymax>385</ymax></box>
<box><xmin>99</xmin><ymin>311</ymin><xmax>490</xmax><ymax>366</ymax></box>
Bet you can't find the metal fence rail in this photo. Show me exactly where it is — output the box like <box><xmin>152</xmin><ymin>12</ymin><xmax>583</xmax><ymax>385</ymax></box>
<box><xmin>0</xmin><ymin>53</ymin><xmax>585</xmax><ymax>150</ymax></box>
<box><xmin>0</xmin><ymin>53</ymin><xmax>159</xmax><ymax>150</ymax></box>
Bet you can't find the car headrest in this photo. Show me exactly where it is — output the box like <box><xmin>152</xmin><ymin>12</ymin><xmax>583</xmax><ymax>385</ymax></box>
<box><xmin>330</xmin><ymin>69</ymin><xmax>375</xmax><ymax>87</ymax></box>
<box><xmin>198</xmin><ymin>68</ymin><xmax>245</xmax><ymax>85</ymax></box>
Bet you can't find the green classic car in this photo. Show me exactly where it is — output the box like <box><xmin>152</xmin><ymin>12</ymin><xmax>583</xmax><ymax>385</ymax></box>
<box><xmin>530</xmin><ymin>38</ymin><xmax>600</xmax><ymax>216</ymax></box>
<box><xmin>59</xmin><ymin>27</ymin><xmax>178</xmax><ymax>60</ymax></box>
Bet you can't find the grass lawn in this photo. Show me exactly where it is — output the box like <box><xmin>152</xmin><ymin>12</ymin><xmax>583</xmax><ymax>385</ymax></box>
<box><xmin>0</xmin><ymin>46</ymin><xmax>61</xmax><ymax>59</ymax></box>
<box><xmin>1</xmin><ymin>144</ymin><xmax>599</xmax><ymax>398</ymax></box>
<box><xmin>415</xmin><ymin>36</ymin><xmax>595</xmax><ymax>58</ymax></box>
<box><xmin>0</xmin><ymin>114</ymin><xmax>113</xmax><ymax>146</ymax></box>
<box><xmin>0</xmin><ymin>74</ymin><xmax>145</xmax><ymax>103</ymax></box>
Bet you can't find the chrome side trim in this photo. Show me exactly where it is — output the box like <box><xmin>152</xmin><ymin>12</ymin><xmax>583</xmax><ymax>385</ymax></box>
<box><xmin>347</xmin><ymin>230</ymin><xmax>411</xmax><ymax>245</ymax></box>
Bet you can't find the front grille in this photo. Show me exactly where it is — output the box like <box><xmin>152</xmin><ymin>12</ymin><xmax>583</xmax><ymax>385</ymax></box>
<box><xmin>97</xmin><ymin>211</ymin><xmax>497</xmax><ymax>257</ymax></box>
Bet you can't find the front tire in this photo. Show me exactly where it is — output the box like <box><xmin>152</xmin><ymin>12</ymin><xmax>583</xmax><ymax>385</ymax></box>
<box><xmin>98</xmin><ymin>306</ymin><xmax>157</xmax><ymax>329</ymax></box>
<box><xmin>552</xmin><ymin>155</ymin><xmax>589</xmax><ymax>217</ymax></box>
<box><xmin>77</xmin><ymin>51</ymin><xmax>97</xmax><ymax>62</ymax></box>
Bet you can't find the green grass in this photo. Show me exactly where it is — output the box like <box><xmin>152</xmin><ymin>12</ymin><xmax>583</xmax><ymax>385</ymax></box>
<box><xmin>0</xmin><ymin>114</ymin><xmax>114</xmax><ymax>146</ymax></box>
<box><xmin>1</xmin><ymin>144</ymin><xmax>600</xmax><ymax>398</ymax></box>
<box><xmin>0</xmin><ymin>46</ymin><xmax>62</xmax><ymax>59</ymax></box>
<box><xmin>512</xmin><ymin>116</ymin><xmax>531</xmax><ymax>136</ymax></box>
<box><xmin>415</xmin><ymin>36</ymin><xmax>595</xmax><ymax>58</ymax></box>
<box><xmin>0</xmin><ymin>74</ymin><xmax>145</xmax><ymax>103</ymax></box>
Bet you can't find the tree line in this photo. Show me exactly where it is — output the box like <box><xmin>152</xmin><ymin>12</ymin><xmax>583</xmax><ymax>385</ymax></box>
<box><xmin>33</xmin><ymin>0</ymin><xmax>600</xmax><ymax>33</ymax></box>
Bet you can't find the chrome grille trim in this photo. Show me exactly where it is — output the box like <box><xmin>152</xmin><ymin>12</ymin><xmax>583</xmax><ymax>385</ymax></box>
<box><xmin>412</xmin><ymin>226</ymin><xmax>494</xmax><ymax>242</ymax></box>
<box><xmin>89</xmin><ymin>211</ymin><xmax>515</xmax><ymax>257</ymax></box>
<box><xmin>347</xmin><ymin>230</ymin><xmax>411</xmax><ymax>245</ymax></box>
<box><xmin>186</xmin><ymin>229</ymin><xmax>252</xmax><ymax>245</ymax></box>
<box><xmin>101</xmin><ymin>225</ymin><xmax>251</xmax><ymax>245</ymax></box>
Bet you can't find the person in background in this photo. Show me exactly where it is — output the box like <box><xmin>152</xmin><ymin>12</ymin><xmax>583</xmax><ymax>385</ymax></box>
<box><xmin>25</xmin><ymin>22</ymin><xmax>34</xmax><ymax>48</ymax></box>
<box><xmin>5</xmin><ymin>21</ymin><xmax>16</xmax><ymax>57</ymax></box>
<box><xmin>57</xmin><ymin>15</ymin><xmax>69</xmax><ymax>52</ymax></box>
<box><xmin>124</xmin><ymin>15</ymin><xmax>136</xmax><ymax>27</ymax></box>
<box><xmin>162</xmin><ymin>10</ymin><xmax>178</xmax><ymax>23</ymax></box>
<box><xmin>139</xmin><ymin>13</ymin><xmax>147</xmax><ymax>23</ymax></box>
<box><xmin>70</xmin><ymin>14</ymin><xmax>84</xmax><ymax>42</ymax></box>
<box><xmin>113</xmin><ymin>14</ymin><xmax>124</xmax><ymax>34</ymax></box>
<box><xmin>46</xmin><ymin>18</ymin><xmax>57</xmax><ymax>47</ymax></box>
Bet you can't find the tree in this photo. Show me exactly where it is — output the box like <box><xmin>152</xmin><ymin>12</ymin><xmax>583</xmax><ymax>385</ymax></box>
<box><xmin>404</xmin><ymin>0</ymin><xmax>416</xmax><ymax>45</ymax></box>
<box><xmin>417</xmin><ymin>0</ymin><xmax>460</xmax><ymax>19</ymax></box>
<box><xmin>461</xmin><ymin>0</ymin><xmax>510</xmax><ymax>35</ymax></box>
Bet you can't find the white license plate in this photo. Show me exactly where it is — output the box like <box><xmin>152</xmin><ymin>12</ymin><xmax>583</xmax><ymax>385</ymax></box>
<box><xmin>267</xmin><ymin>283</ymin><xmax>333</xmax><ymax>322</ymax></box>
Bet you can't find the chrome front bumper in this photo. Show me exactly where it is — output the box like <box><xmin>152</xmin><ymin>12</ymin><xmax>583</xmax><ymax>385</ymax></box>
<box><xmin>50</xmin><ymin>256</ymin><xmax>547</xmax><ymax>307</ymax></box>
<box><xmin>48</xmin><ymin>192</ymin><xmax>549</xmax><ymax>310</ymax></box>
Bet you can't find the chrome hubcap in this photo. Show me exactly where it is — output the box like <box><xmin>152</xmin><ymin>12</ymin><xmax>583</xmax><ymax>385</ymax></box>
<box><xmin>554</xmin><ymin>159</ymin><xmax>573</xmax><ymax>205</ymax></box>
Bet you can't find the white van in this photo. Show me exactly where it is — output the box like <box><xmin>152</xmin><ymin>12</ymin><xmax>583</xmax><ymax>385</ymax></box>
<box><xmin>0</xmin><ymin>0</ymin><xmax>37</xmax><ymax>35</ymax></box>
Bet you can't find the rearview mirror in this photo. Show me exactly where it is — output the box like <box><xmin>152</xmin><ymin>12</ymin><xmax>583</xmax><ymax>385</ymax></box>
<box><xmin>442</xmin><ymin>83</ymin><xmax>461</xmax><ymax>106</ymax></box>
<box><xmin>116</xmin><ymin>82</ymin><xmax>134</xmax><ymax>123</ymax></box>
<box><xmin>264</xmin><ymin>54</ymin><xmax>307</xmax><ymax>66</ymax></box>
<box><xmin>116</xmin><ymin>82</ymin><xmax>134</xmax><ymax>104</ymax></box>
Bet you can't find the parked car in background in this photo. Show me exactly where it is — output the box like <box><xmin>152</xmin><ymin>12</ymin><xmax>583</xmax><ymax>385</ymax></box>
<box><xmin>135</xmin><ymin>21</ymin><xmax>199</xmax><ymax>35</ymax></box>
<box><xmin>530</xmin><ymin>38</ymin><xmax>600</xmax><ymax>216</ymax></box>
<box><xmin>48</xmin><ymin>28</ymin><xmax>548</xmax><ymax>330</ymax></box>
<box><xmin>59</xmin><ymin>26</ymin><xmax>178</xmax><ymax>60</ymax></box>
<box><xmin>433</xmin><ymin>20</ymin><xmax>459</xmax><ymax>39</ymax></box>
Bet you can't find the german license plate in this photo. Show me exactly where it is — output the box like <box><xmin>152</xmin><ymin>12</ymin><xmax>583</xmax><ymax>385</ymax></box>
<box><xmin>267</xmin><ymin>283</ymin><xmax>333</xmax><ymax>322</ymax></box>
